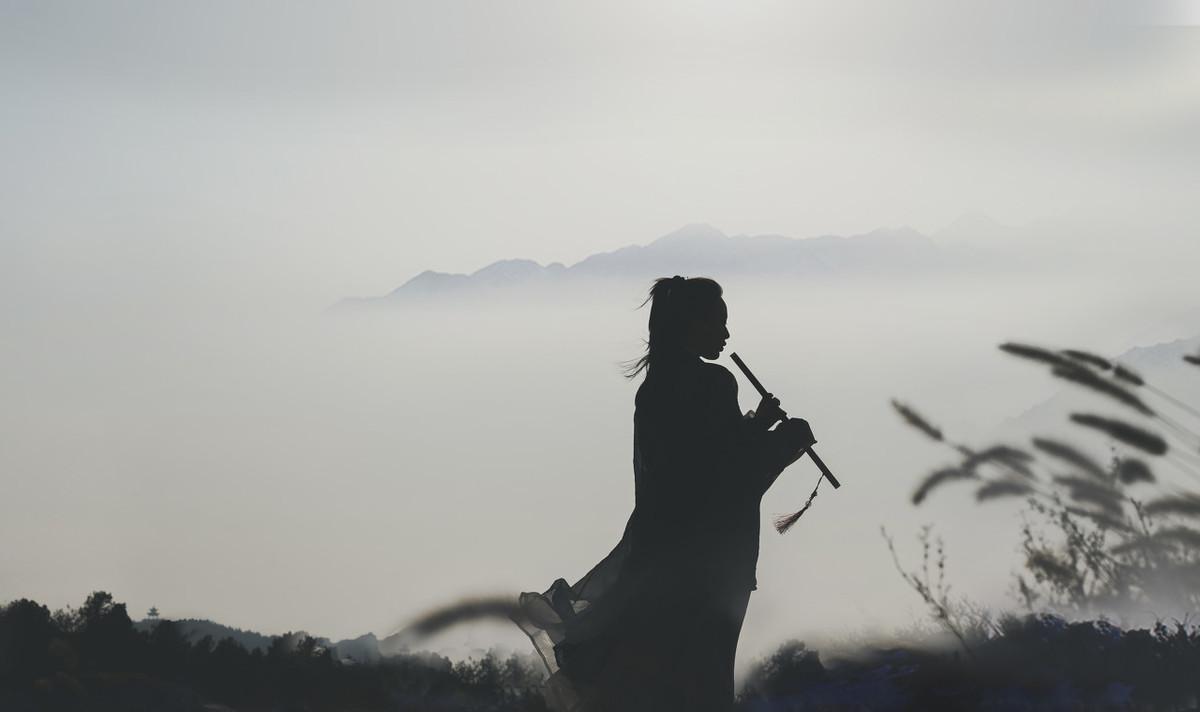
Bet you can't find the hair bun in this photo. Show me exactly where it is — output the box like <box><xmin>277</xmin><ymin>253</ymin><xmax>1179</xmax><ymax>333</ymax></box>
<box><xmin>655</xmin><ymin>274</ymin><xmax>688</xmax><ymax>300</ymax></box>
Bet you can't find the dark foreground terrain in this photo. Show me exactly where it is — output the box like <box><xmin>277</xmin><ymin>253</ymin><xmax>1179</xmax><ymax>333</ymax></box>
<box><xmin>3</xmin><ymin>592</ymin><xmax>1199</xmax><ymax>711</ymax></box>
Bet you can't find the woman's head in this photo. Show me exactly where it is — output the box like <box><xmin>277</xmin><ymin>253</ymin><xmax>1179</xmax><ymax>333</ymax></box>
<box><xmin>624</xmin><ymin>276</ymin><xmax>728</xmax><ymax>379</ymax></box>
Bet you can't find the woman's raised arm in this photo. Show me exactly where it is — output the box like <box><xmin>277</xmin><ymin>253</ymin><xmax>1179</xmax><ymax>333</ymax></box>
<box><xmin>702</xmin><ymin>365</ymin><xmax>804</xmax><ymax>496</ymax></box>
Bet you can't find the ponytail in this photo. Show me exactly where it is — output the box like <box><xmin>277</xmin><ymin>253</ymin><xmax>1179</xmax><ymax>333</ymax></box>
<box><xmin>622</xmin><ymin>275</ymin><xmax>723</xmax><ymax>380</ymax></box>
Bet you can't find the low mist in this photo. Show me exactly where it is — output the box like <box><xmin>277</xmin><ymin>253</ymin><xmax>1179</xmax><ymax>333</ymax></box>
<box><xmin>4</xmin><ymin>229</ymin><xmax>1199</xmax><ymax>671</ymax></box>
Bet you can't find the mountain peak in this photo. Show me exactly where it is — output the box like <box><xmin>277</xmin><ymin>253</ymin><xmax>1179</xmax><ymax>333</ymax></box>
<box><xmin>651</xmin><ymin>223</ymin><xmax>727</xmax><ymax>245</ymax></box>
<box><xmin>470</xmin><ymin>258</ymin><xmax>543</xmax><ymax>278</ymax></box>
<box><xmin>340</xmin><ymin>221</ymin><xmax>972</xmax><ymax>309</ymax></box>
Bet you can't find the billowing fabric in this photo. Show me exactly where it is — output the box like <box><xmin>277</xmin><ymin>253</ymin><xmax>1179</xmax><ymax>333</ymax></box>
<box><xmin>514</xmin><ymin>354</ymin><xmax>796</xmax><ymax>712</ymax></box>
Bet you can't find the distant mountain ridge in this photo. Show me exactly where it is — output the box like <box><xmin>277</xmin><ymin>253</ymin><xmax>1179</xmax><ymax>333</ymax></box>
<box><xmin>132</xmin><ymin>616</ymin><xmax>508</xmax><ymax>665</ymax></box>
<box><xmin>134</xmin><ymin>618</ymin><xmax>274</xmax><ymax>652</ymax></box>
<box><xmin>999</xmin><ymin>335</ymin><xmax>1200</xmax><ymax>445</ymax></box>
<box><xmin>336</xmin><ymin>222</ymin><xmax>991</xmax><ymax>309</ymax></box>
<box><xmin>135</xmin><ymin>617</ymin><xmax>384</xmax><ymax>665</ymax></box>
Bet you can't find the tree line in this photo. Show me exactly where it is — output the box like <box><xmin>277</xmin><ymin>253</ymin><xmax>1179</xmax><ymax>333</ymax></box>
<box><xmin>0</xmin><ymin>591</ymin><xmax>549</xmax><ymax>711</ymax></box>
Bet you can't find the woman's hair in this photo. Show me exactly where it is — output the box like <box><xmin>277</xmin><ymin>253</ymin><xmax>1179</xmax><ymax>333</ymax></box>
<box><xmin>622</xmin><ymin>275</ymin><xmax>723</xmax><ymax>380</ymax></box>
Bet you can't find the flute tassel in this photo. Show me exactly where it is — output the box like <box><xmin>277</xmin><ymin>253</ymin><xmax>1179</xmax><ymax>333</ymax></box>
<box><xmin>773</xmin><ymin>475</ymin><xmax>824</xmax><ymax>534</ymax></box>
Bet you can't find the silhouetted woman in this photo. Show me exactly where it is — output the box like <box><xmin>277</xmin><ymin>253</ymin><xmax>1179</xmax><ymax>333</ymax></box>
<box><xmin>515</xmin><ymin>276</ymin><xmax>815</xmax><ymax>712</ymax></box>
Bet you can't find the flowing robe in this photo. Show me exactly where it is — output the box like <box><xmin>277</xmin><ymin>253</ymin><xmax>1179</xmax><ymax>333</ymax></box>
<box><xmin>514</xmin><ymin>356</ymin><xmax>797</xmax><ymax>712</ymax></box>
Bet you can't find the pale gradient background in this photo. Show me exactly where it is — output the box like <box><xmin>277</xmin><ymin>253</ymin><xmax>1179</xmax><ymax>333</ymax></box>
<box><xmin>3</xmin><ymin>0</ymin><xmax>1200</xmax><ymax>671</ymax></box>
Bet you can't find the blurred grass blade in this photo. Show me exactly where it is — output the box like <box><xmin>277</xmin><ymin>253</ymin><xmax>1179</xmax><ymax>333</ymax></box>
<box><xmin>1032</xmin><ymin>438</ymin><xmax>1107</xmax><ymax>480</ymax></box>
<box><xmin>1062</xmin><ymin>349</ymin><xmax>1112</xmax><ymax>370</ymax></box>
<box><xmin>999</xmin><ymin>342</ymin><xmax>1071</xmax><ymax>367</ymax></box>
<box><xmin>912</xmin><ymin>467</ymin><xmax>976</xmax><ymax>505</ymax></box>
<box><xmin>891</xmin><ymin>399</ymin><xmax>943</xmax><ymax>442</ymax></box>
<box><xmin>975</xmin><ymin>480</ymin><xmax>1033</xmax><ymax>501</ymax></box>
<box><xmin>1144</xmin><ymin>493</ymin><xmax>1200</xmax><ymax>517</ymax></box>
<box><xmin>1070</xmin><ymin>413</ymin><xmax>1168</xmax><ymax>455</ymax></box>
<box><xmin>1053</xmin><ymin>365</ymin><xmax>1154</xmax><ymax>416</ymax></box>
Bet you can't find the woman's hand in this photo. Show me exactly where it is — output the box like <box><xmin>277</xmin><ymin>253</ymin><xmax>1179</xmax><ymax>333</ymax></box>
<box><xmin>752</xmin><ymin>393</ymin><xmax>786</xmax><ymax>430</ymax></box>
<box><xmin>776</xmin><ymin>418</ymin><xmax>816</xmax><ymax>451</ymax></box>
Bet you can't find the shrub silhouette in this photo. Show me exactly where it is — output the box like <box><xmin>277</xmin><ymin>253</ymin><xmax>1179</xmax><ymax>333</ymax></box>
<box><xmin>737</xmin><ymin>615</ymin><xmax>1200</xmax><ymax>711</ymax></box>
<box><xmin>892</xmin><ymin>341</ymin><xmax>1200</xmax><ymax>621</ymax></box>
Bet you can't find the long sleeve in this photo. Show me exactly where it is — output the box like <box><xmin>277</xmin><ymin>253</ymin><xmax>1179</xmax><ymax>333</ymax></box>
<box><xmin>701</xmin><ymin>365</ymin><xmax>798</xmax><ymax>499</ymax></box>
<box><xmin>625</xmin><ymin>361</ymin><xmax>787</xmax><ymax>594</ymax></box>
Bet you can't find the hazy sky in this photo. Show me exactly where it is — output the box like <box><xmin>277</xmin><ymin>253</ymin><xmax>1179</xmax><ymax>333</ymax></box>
<box><xmin>3</xmin><ymin>0</ymin><xmax>1200</xmax><ymax>667</ymax></box>
<box><xmin>4</xmin><ymin>1</ymin><xmax>1200</xmax><ymax>304</ymax></box>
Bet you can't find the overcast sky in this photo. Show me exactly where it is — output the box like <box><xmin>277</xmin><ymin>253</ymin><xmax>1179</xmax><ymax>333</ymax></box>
<box><xmin>3</xmin><ymin>0</ymin><xmax>1200</xmax><ymax>663</ymax></box>
<box><xmin>4</xmin><ymin>0</ymin><xmax>1200</xmax><ymax>305</ymax></box>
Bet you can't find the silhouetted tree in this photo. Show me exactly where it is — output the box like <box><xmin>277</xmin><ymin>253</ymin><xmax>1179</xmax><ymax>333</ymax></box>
<box><xmin>0</xmin><ymin>599</ymin><xmax>56</xmax><ymax>681</ymax></box>
<box><xmin>147</xmin><ymin>619</ymin><xmax>190</xmax><ymax>678</ymax></box>
<box><xmin>76</xmin><ymin>591</ymin><xmax>138</xmax><ymax>671</ymax></box>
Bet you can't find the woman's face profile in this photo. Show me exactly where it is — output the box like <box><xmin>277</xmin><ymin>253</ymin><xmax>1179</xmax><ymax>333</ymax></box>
<box><xmin>684</xmin><ymin>297</ymin><xmax>730</xmax><ymax>360</ymax></box>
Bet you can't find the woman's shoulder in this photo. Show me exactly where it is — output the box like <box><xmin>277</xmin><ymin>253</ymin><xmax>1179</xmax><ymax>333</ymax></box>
<box><xmin>699</xmin><ymin>362</ymin><xmax>738</xmax><ymax>390</ymax></box>
<box><xmin>634</xmin><ymin>362</ymin><xmax>737</xmax><ymax>406</ymax></box>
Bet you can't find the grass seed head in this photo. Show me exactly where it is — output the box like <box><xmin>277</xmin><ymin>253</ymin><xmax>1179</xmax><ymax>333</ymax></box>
<box><xmin>962</xmin><ymin>445</ymin><xmax>1036</xmax><ymax>478</ymax></box>
<box><xmin>1144</xmin><ymin>493</ymin><xmax>1200</xmax><ymax>518</ymax></box>
<box><xmin>1052</xmin><ymin>475</ymin><xmax>1124</xmax><ymax>515</ymax></box>
<box><xmin>1062</xmin><ymin>349</ymin><xmax>1113</xmax><ymax>371</ymax></box>
<box><xmin>1069</xmin><ymin>413</ymin><xmax>1168</xmax><ymax>456</ymax></box>
<box><xmin>1113</xmin><ymin>364</ymin><xmax>1145</xmax><ymax>387</ymax></box>
<box><xmin>891</xmin><ymin>399</ymin><xmax>944</xmax><ymax>442</ymax></box>
<box><xmin>912</xmin><ymin>467</ymin><xmax>976</xmax><ymax>505</ymax></box>
<box><xmin>1115</xmin><ymin>458</ymin><xmax>1155</xmax><ymax>485</ymax></box>
<box><xmin>1052</xmin><ymin>365</ymin><xmax>1153</xmax><ymax>416</ymax></box>
<box><xmin>999</xmin><ymin>342</ymin><xmax>1071</xmax><ymax>368</ymax></box>
<box><xmin>1032</xmin><ymin>438</ymin><xmax>1107</xmax><ymax>480</ymax></box>
<box><xmin>975</xmin><ymin>480</ymin><xmax>1034</xmax><ymax>502</ymax></box>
